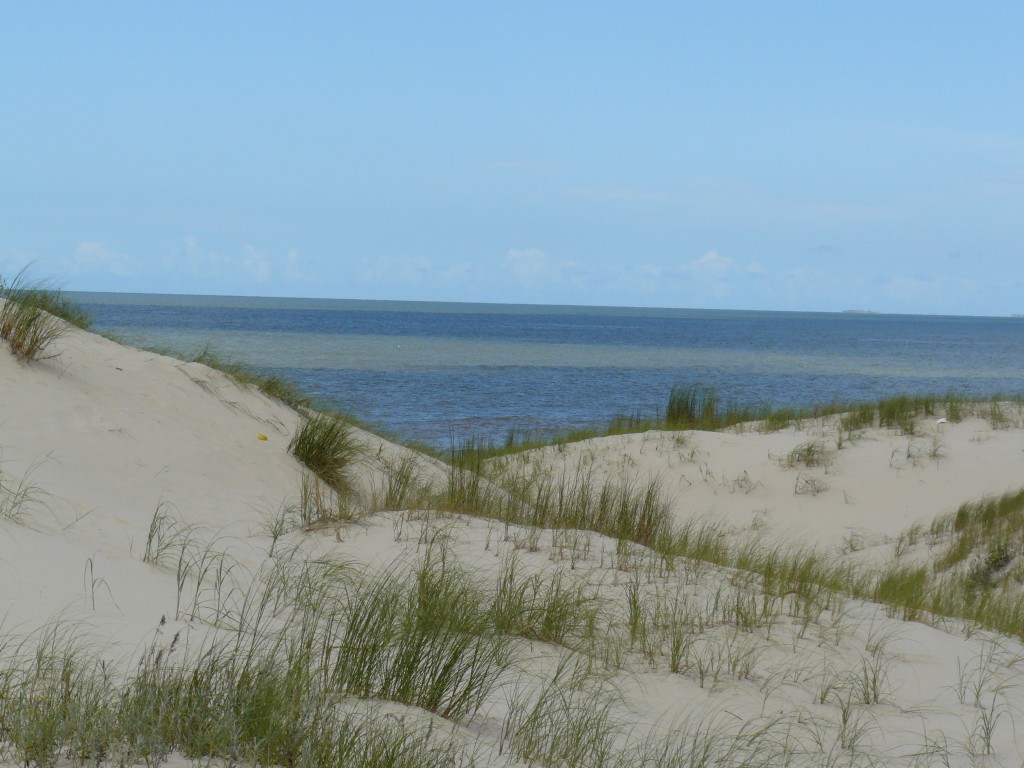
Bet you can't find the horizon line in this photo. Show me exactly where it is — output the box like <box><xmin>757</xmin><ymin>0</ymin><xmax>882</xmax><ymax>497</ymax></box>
<box><xmin>63</xmin><ymin>288</ymin><xmax>1017</xmax><ymax>321</ymax></box>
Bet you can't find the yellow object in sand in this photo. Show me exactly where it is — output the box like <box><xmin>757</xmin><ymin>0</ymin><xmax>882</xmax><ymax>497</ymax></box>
<box><xmin>258</xmin><ymin>433</ymin><xmax>268</xmax><ymax>441</ymax></box>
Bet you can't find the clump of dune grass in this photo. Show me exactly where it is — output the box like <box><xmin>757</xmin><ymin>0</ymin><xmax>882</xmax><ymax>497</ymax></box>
<box><xmin>328</xmin><ymin>554</ymin><xmax>513</xmax><ymax>720</ymax></box>
<box><xmin>665</xmin><ymin>383</ymin><xmax>768</xmax><ymax>431</ymax></box>
<box><xmin>0</xmin><ymin>465</ymin><xmax>41</xmax><ymax>523</ymax></box>
<box><xmin>932</xmin><ymin>488</ymin><xmax>1024</xmax><ymax>580</ymax></box>
<box><xmin>294</xmin><ymin>471</ymin><xmax>368</xmax><ymax>530</ymax></box>
<box><xmin>441</xmin><ymin>435</ymin><xmax>493</xmax><ymax>513</ymax></box>
<box><xmin>1</xmin><ymin>269</ymin><xmax>91</xmax><ymax>329</ymax></box>
<box><xmin>491</xmin><ymin>555</ymin><xmax>600</xmax><ymax>647</ymax></box>
<box><xmin>839</xmin><ymin>402</ymin><xmax>876</xmax><ymax>436</ymax></box>
<box><xmin>0</xmin><ymin>543</ymin><xmax>528</xmax><ymax>766</ymax></box>
<box><xmin>438</xmin><ymin>445</ymin><xmax>674</xmax><ymax>554</ymax></box>
<box><xmin>782</xmin><ymin>439</ymin><xmax>834</xmax><ymax>469</ymax></box>
<box><xmin>501</xmin><ymin>656</ymin><xmax>621</xmax><ymax>768</ymax></box>
<box><xmin>633</xmin><ymin>711</ymin><xmax>796</xmax><ymax>768</ymax></box>
<box><xmin>0</xmin><ymin>617</ymin><xmax>479</xmax><ymax>768</ymax></box>
<box><xmin>289</xmin><ymin>413</ymin><xmax>360</xmax><ymax>493</ymax></box>
<box><xmin>370</xmin><ymin>453</ymin><xmax>429</xmax><ymax>513</ymax></box>
<box><xmin>877</xmin><ymin>394</ymin><xmax>933</xmax><ymax>434</ymax></box>
<box><xmin>0</xmin><ymin>625</ymin><xmax>114</xmax><ymax>767</ymax></box>
<box><xmin>0</xmin><ymin>270</ymin><xmax>89</xmax><ymax>360</ymax></box>
<box><xmin>138</xmin><ymin>506</ymin><xmax>244</xmax><ymax>623</ymax></box>
<box><xmin>666</xmin><ymin>384</ymin><xmax>720</xmax><ymax>429</ymax></box>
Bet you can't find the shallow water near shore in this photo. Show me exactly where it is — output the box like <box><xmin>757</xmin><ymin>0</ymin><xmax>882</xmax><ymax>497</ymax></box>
<box><xmin>71</xmin><ymin>292</ymin><xmax>1024</xmax><ymax>447</ymax></box>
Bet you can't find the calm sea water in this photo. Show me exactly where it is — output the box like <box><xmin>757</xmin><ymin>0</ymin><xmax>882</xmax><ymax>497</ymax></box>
<box><xmin>70</xmin><ymin>292</ymin><xmax>1024</xmax><ymax>447</ymax></box>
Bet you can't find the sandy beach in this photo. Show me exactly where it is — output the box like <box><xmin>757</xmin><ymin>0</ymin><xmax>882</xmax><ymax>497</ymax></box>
<box><xmin>3</xmin><ymin>315</ymin><xmax>1024</xmax><ymax>766</ymax></box>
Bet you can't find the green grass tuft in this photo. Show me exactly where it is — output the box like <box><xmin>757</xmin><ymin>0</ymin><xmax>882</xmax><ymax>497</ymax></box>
<box><xmin>783</xmin><ymin>439</ymin><xmax>834</xmax><ymax>469</ymax></box>
<box><xmin>0</xmin><ymin>270</ymin><xmax>90</xmax><ymax>360</ymax></box>
<box><xmin>457</xmin><ymin>386</ymin><xmax>1014</xmax><ymax>462</ymax></box>
<box><xmin>289</xmin><ymin>413</ymin><xmax>361</xmax><ymax>493</ymax></box>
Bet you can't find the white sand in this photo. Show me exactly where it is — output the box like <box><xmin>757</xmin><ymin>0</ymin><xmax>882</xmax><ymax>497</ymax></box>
<box><xmin>3</xmin><ymin>320</ymin><xmax>1024</xmax><ymax>766</ymax></box>
<box><xmin>494</xmin><ymin>414</ymin><xmax>1024</xmax><ymax>553</ymax></box>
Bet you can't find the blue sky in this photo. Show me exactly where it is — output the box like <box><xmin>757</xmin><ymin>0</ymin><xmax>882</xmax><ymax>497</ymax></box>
<box><xmin>3</xmin><ymin>2</ymin><xmax>1022</xmax><ymax>315</ymax></box>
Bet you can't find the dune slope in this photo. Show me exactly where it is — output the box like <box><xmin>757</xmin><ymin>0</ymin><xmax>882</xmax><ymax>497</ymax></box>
<box><xmin>3</xmin><ymin>323</ymin><xmax>1024</xmax><ymax>767</ymax></box>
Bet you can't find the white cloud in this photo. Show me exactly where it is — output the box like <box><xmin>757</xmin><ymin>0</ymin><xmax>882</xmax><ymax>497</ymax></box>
<box><xmin>239</xmin><ymin>244</ymin><xmax>271</xmax><ymax>283</ymax></box>
<box><xmin>503</xmin><ymin>247</ymin><xmax>585</xmax><ymax>288</ymax></box>
<box><xmin>284</xmin><ymin>248</ymin><xmax>313</xmax><ymax>282</ymax></box>
<box><xmin>683</xmin><ymin>249</ymin><xmax>738</xmax><ymax>278</ymax></box>
<box><xmin>169</xmin><ymin>236</ymin><xmax>273</xmax><ymax>284</ymax></box>
<box><xmin>361</xmin><ymin>254</ymin><xmax>433</xmax><ymax>285</ymax></box>
<box><xmin>607</xmin><ymin>249</ymin><xmax>777</xmax><ymax>305</ymax></box>
<box><xmin>443</xmin><ymin>261</ymin><xmax>473</xmax><ymax>281</ymax></box>
<box><xmin>72</xmin><ymin>241</ymin><xmax>138</xmax><ymax>277</ymax></box>
<box><xmin>170</xmin><ymin>235</ymin><xmax>213</xmax><ymax>274</ymax></box>
<box><xmin>606</xmin><ymin>262</ymin><xmax>665</xmax><ymax>297</ymax></box>
<box><xmin>638</xmin><ymin>263</ymin><xmax>662</xmax><ymax>279</ymax></box>
<box><xmin>504</xmin><ymin>248</ymin><xmax>551</xmax><ymax>285</ymax></box>
<box><xmin>490</xmin><ymin>243</ymin><xmax>995</xmax><ymax>314</ymax></box>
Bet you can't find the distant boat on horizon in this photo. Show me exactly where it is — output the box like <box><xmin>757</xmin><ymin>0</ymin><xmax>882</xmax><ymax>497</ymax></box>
<box><xmin>841</xmin><ymin>309</ymin><xmax>879</xmax><ymax>315</ymax></box>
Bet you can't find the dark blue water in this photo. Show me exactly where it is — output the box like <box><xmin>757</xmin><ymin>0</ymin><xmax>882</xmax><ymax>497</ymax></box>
<box><xmin>71</xmin><ymin>293</ymin><xmax>1024</xmax><ymax>447</ymax></box>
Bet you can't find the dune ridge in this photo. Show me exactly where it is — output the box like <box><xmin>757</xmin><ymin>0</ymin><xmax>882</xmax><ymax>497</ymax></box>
<box><xmin>3</xmin><ymin>315</ymin><xmax>1024</xmax><ymax>766</ymax></box>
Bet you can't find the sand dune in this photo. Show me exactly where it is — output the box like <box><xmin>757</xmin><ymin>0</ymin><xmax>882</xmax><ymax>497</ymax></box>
<box><xmin>496</xmin><ymin>413</ymin><xmax>1024</xmax><ymax>552</ymax></box>
<box><xmin>3</xmin><ymin>319</ymin><xmax>1024</xmax><ymax>766</ymax></box>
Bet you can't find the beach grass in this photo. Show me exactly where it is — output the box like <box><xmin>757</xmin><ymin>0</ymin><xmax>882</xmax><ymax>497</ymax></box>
<box><xmin>491</xmin><ymin>554</ymin><xmax>600</xmax><ymax>647</ymax></box>
<box><xmin>0</xmin><ymin>621</ymin><xmax>478</xmax><ymax>768</ymax></box>
<box><xmin>9</xmin><ymin>287</ymin><xmax>1024</xmax><ymax>766</ymax></box>
<box><xmin>0</xmin><ymin>270</ymin><xmax>90</xmax><ymax>360</ymax></box>
<box><xmin>7</xmin><ymin>481</ymin><xmax>1024</xmax><ymax>766</ymax></box>
<box><xmin>190</xmin><ymin>346</ymin><xmax>311</xmax><ymax>410</ymax></box>
<box><xmin>448</xmin><ymin>385</ymin><xmax>1007</xmax><ymax>461</ymax></box>
<box><xmin>289</xmin><ymin>413</ymin><xmax>361</xmax><ymax>494</ymax></box>
<box><xmin>435</xmin><ymin>444</ymin><xmax>674</xmax><ymax>554</ymax></box>
<box><xmin>0</xmin><ymin>465</ymin><xmax>40</xmax><ymax>523</ymax></box>
<box><xmin>372</xmin><ymin>424</ymin><xmax>1024</xmax><ymax>646</ymax></box>
<box><xmin>434</xmin><ymin>430</ymin><xmax>1024</xmax><ymax>643</ymax></box>
<box><xmin>369</xmin><ymin>454</ymin><xmax>428</xmax><ymax>513</ymax></box>
<box><xmin>0</xmin><ymin>269</ymin><xmax>92</xmax><ymax>329</ymax></box>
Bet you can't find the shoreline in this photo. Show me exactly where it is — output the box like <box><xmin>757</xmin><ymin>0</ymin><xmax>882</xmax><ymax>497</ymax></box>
<box><xmin>71</xmin><ymin>292</ymin><xmax>1024</xmax><ymax>450</ymax></box>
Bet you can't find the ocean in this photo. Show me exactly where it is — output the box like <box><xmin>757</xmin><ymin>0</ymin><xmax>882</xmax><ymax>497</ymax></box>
<box><xmin>70</xmin><ymin>292</ymin><xmax>1024</xmax><ymax>448</ymax></box>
